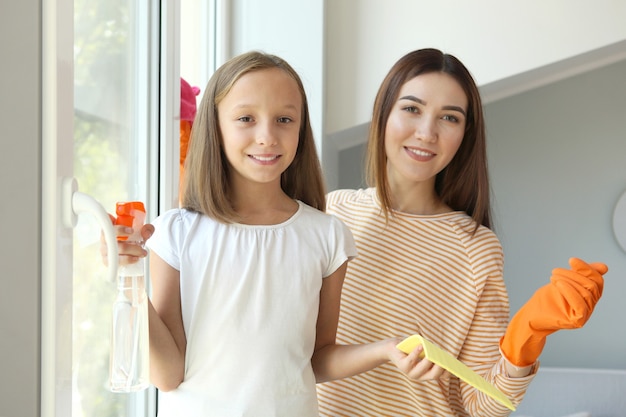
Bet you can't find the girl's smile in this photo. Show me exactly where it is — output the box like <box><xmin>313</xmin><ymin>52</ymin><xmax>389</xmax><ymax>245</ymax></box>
<box><xmin>248</xmin><ymin>154</ymin><xmax>282</xmax><ymax>164</ymax></box>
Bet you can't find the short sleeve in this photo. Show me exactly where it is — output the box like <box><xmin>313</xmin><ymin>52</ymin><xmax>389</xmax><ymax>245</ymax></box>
<box><xmin>145</xmin><ymin>209</ymin><xmax>185</xmax><ymax>271</ymax></box>
<box><xmin>323</xmin><ymin>214</ymin><xmax>357</xmax><ymax>278</ymax></box>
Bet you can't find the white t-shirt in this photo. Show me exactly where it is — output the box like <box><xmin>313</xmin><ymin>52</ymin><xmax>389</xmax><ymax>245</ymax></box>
<box><xmin>147</xmin><ymin>201</ymin><xmax>356</xmax><ymax>417</ymax></box>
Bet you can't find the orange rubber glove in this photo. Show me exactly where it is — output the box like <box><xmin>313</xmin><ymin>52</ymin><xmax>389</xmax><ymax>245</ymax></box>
<box><xmin>500</xmin><ymin>257</ymin><xmax>607</xmax><ymax>367</ymax></box>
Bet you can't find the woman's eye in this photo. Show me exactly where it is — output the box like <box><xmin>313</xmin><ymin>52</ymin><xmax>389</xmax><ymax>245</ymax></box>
<box><xmin>237</xmin><ymin>116</ymin><xmax>253</xmax><ymax>122</ymax></box>
<box><xmin>442</xmin><ymin>114</ymin><xmax>459</xmax><ymax>123</ymax></box>
<box><xmin>402</xmin><ymin>106</ymin><xmax>419</xmax><ymax>113</ymax></box>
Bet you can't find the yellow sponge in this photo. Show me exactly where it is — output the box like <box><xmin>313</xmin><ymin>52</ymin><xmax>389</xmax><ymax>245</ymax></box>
<box><xmin>396</xmin><ymin>335</ymin><xmax>516</xmax><ymax>411</ymax></box>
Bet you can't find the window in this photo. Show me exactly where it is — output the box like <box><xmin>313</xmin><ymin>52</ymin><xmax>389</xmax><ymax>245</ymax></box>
<box><xmin>71</xmin><ymin>1</ymin><xmax>157</xmax><ymax>415</ymax></box>
<box><xmin>42</xmin><ymin>1</ymin><xmax>216</xmax><ymax>415</ymax></box>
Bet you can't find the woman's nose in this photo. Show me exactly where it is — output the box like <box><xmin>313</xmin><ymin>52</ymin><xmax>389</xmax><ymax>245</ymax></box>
<box><xmin>414</xmin><ymin>118</ymin><xmax>437</xmax><ymax>142</ymax></box>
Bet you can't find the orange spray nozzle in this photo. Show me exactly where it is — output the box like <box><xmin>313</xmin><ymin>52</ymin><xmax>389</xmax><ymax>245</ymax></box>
<box><xmin>115</xmin><ymin>201</ymin><xmax>146</xmax><ymax>241</ymax></box>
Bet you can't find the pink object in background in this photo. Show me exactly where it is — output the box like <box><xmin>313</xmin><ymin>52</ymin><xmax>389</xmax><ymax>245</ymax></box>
<box><xmin>180</xmin><ymin>77</ymin><xmax>200</xmax><ymax>122</ymax></box>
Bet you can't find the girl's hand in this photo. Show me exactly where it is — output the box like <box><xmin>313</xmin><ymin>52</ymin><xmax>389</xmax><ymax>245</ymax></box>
<box><xmin>100</xmin><ymin>214</ymin><xmax>155</xmax><ymax>266</ymax></box>
<box><xmin>388</xmin><ymin>340</ymin><xmax>447</xmax><ymax>381</ymax></box>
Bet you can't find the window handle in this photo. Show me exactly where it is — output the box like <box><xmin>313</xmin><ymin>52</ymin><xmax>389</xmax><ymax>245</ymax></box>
<box><xmin>62</xmin><ymin>177</ymin><xmax>118</xmax><ymax>282</ymax></box>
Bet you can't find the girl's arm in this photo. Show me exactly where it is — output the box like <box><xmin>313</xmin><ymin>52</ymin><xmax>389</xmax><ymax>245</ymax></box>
<box><xmin>147</xmin><ymin>252</ymin><xmax>187</xmax><ymax>391</ymax></box>
<box><xmin>311</xmin><ymin>262</ymin><xmax>443</xmax><ymax>383</ymax></box>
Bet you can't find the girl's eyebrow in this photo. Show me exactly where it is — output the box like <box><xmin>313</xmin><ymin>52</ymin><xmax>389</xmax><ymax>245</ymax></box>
<box><xmin>231</xmin><ymin>103</ymin><xmax>300</xmax><ymax>111</ymax></box>
<box><xmin>398</xmin><ymin>95</ymin><xmax>467</xmax><ymax>117</ymax></box>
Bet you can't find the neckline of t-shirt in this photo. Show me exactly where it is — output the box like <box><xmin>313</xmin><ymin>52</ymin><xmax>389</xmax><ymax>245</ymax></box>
<box><xmin>366</xmin><ymin>187</ymin><xmax>467</xmax><ymax>220</ymax></box>
<box><xmin>230</xmin><ymin>200</ymin><xmax>303</xmax><ymax>229</ymax></box>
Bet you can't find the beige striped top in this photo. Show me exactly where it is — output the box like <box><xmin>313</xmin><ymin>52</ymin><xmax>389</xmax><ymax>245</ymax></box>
<box><xmin>317</xmin><ymin>188</ymin><xmax>535</xmax><ymax>417</ymax></box>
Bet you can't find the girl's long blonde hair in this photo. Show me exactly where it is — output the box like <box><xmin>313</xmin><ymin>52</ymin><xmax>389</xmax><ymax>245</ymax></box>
<box><xmin>181</xmin><ymin>51</ymin><xmax>326</xmax><ymax>223</ymax></box>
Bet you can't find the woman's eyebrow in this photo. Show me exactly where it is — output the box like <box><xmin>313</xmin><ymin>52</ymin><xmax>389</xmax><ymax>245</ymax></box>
<box><xmin>399</xmin><ymin>95</ymin><xmax>466</xmax><ymax>117</ymax></box>
<box><xmin>399</xmin><ymin>95</ymin><xmax>425</xmax><ymax>105</ymax></box>
<box><xmin>443</xmin><ymin>105</ymin><xmax>466</xmax><ymax>117</ymax></box>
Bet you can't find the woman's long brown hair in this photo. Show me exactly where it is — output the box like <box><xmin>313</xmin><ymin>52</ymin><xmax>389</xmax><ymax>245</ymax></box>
<box><xmin>366</xmin><ymin>48</ymin><xmax>492</xmax><ymax>231</ymax></box>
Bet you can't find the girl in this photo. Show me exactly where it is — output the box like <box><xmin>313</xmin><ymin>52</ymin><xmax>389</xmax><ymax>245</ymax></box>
<box><xmin>315</xmin><ymin>48</ymin><xmax>607</xmax><ymax>417</ymax></box>
<box><xmin>113</xmin><ymin>50</ymin><xmax>437</xmax><ymax>416</ymax></box>
<box><xmin>119</xmin><ymin>51</ymin><xmax>357</xmax><ymax>416</ymax></box>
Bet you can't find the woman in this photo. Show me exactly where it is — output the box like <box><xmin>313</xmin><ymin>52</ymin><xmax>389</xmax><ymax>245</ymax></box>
<box><xmin>316</xmin><ymin>48</ymin><xmax>607</xmax><ymax>417</ymax></box>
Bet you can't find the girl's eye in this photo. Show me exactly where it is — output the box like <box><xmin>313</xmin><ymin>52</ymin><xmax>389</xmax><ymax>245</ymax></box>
<box><xmin>237</xmin><ymin>116</ymin><xmax>253</xmax><ymax>122</ymax></box>
<box><xmin>277</xmin><ymin>117</ymin><xmax>293</xmax><ymax>123</ymax></box>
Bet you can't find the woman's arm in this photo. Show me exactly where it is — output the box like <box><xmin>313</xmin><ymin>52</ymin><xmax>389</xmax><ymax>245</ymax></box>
<box><xmin>311</xmin><ymin>262</ymin><xmax>443</xmax><ymax>383</ymax></box>
<box><xmin>147</xmin><ymin>252</ymin><xmax>187</xmax><ymax>391</ymax></box>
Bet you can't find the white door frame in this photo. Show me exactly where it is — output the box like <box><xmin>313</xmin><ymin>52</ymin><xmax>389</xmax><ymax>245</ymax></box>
<box><xmin>41</xmin><ymin>0</ymin><xmax>75</xmax><ymax>415</ymax></box>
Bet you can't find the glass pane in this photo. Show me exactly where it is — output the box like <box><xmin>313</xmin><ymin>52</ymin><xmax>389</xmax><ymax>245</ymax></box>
<box><xmin>72</xmin><ymin>0</ymin><xmax>152</xmax><ymax>415</ymax></box>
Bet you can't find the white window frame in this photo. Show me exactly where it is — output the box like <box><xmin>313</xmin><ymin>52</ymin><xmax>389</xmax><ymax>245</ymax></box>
<box><xmin>40</xmin><ymin>0</ymin><xmax>199</xmax><ymax>415</ymax></box>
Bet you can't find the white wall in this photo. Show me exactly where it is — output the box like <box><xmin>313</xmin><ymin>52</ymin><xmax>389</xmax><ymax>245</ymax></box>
<box><xmin>325</xmin><ymin>0</ymin><xmax>626</xmax><ymax>135</ymax></box>
<box><xmin>0</xmin><ymin>1</ymin><xmax>41</xmax><ymax>416</ymax></box>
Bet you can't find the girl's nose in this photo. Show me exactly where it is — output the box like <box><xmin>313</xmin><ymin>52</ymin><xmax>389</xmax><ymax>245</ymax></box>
<box><xmin>256</xmin><ymin>122</ymin><xmax>278</xmax><ymax>146</ymax></box>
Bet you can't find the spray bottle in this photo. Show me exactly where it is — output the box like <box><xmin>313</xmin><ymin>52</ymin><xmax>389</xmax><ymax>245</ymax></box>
<box><xmin>109</xmin><ymin>201</ymin><xmax>150</xmax><ymax>392</ymax></box>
